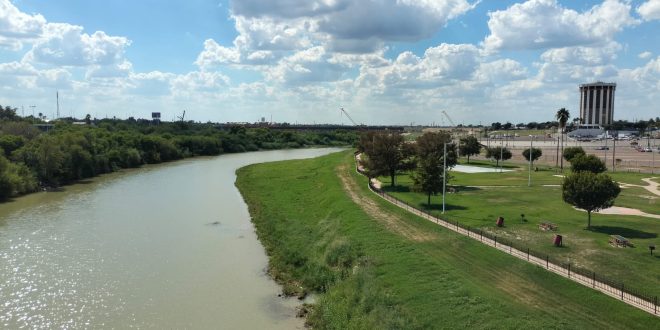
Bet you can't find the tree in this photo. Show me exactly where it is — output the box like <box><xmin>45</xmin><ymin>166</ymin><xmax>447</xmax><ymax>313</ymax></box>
<box><xmin>563</xmin><ymin>147</ymin><xmax>585</xmax><ymax>162</ymax></box>
<box><xmin>562</xmin><ymin>172</ymin><xmax>620</xmax><ymax>228</ymax></box>
<box><xmin>458</xmin><ymin>136</ymin><xmax>481</xmax><ymax>164</ymax></box>
<box><xmin>412</xmin><ymin>132</ymin><xmax>457</xmax><ymax>205</ymax></box>
<box><xmin>0</xmin><ymin>105</ymin><xmax>18</xmax><ymax>121</ymax></box>
<box><xmin>570</xmin><ymin>154</ymin><xmax>606</xmax><ymax>174</ymax></box>
<box><xmin>522</xmin><ymin>147</ymin><xmax>542</xmax><ymax>164</ymax></box>
<box><xmin>486</xmin><ymin>146</ymin><xmax>511</xmax><ymax>167</ymax></box>
<box><xmin>363</xmin><ymin>132</ymin><xmax>405</xmax><ymax>187</ymax></box>
<box><xmin>491</xmin><ymin>122</ymin><xmax>502</xmax><ymax>130</ymax></box>
<box><xmin>555</xmin><ymin>108</ymin><xmax>570</xmax><ymax>170</ymax></box>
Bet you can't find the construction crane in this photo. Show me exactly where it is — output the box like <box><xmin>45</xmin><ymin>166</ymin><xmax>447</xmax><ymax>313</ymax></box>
<box><xmin>339</xmin><ymin>107</ymin><xmax>358</xmax><ymax>126</ymax></box>
<box><xmin>177</xmin><ymin>110</ymin><xmax>186</xmax><ymax>122</ymax></box>
<box><xmin>441</xmin><ymin>110</ymin><xmax>456</xmax><ymax>127</ymax></box>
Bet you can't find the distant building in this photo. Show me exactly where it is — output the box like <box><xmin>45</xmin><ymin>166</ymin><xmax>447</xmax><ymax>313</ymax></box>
<box><xmin>579</xmin><ymin>82</ymin><xmax>616</xmax><ymax>126</ymax></box>
<box><xmin>151</xmin><ymin>112</ymin><xmax>161</xmax><ymax>123</ymax></box>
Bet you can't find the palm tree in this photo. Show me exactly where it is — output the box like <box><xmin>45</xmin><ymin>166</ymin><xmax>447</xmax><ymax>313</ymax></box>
<box><xmin>555</xmin><ymin>108</ymin><xmax>570</xmax><ymax>170</ymax></box>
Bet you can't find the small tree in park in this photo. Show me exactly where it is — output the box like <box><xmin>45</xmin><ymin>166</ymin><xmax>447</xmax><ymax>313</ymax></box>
<box><xmin>412</xmin><ymin>132</ymin><xmax>457</xmax><ymax>206</ymax></box>
<box><xmin>458</xmin><ymin>136</ymin><xmax>481</xmax><ymax>164</ymax></box>
<box><xmin>486</xmin><ymin>146</ymin><xmax>512</xmax><ymax>167</ymax></box>
<box><xmin>570</xmin><ymin>154</ymin><xmax>606</xmax><ymax>174</ymax></box>
<box><xmin>563</xmin><ymin>147</ymin><xmax>586</xmax><ymax>162</ymax></box>
<box><xmin>562</xmin><ymin>172</ymin><xmax>620</xmax><ymax>228</ymax></box>
<box><xmin>522</xmin><ymin>147</ymin><xmax>542</xmax><ymax>165</ymax></box>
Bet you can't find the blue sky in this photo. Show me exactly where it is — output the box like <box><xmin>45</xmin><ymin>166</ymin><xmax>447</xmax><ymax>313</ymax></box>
<box><xmin>1</xmin><ymin>0</ymin><xmax>660</xmax><ymax>124</ymax></box>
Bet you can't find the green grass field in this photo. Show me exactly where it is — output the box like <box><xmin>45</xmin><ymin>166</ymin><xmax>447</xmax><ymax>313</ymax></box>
<box><xmin>236</xmin><ymin>150</ymin><xmax>658</xmax><ymax>328</ymax></box>
<box><xmin>380</xmin><ymin>162</ymin><xmax>660</xmax><ymax>298</ymax></box>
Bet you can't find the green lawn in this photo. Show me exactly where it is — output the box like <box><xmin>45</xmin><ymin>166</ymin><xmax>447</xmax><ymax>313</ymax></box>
<box><xmin>380</xmin><ymin>165</ymin><xmax>660</xmax><ymax>298</ymax></box>
<box><xmin>236</xmin><ymin>150</ymin><xmax>658</xmax><ymax>329</ymax></box>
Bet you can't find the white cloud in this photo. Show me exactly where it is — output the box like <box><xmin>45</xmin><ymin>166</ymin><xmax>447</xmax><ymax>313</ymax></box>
<box><xmin>637</xmin><ymin>0</ymin><xmax>660</xmax><ymax>20</ymax></box>
<box><xmin>540</xmin><ymin>42</ymin><xmax>622</xmax><ymax>66</ymax></box>
<box><xmin>639</xmin><ymin>51</ymin><xmax>653</xmax><ymax>59</ymax></box>
<box><xmin>24</xmin><ymin>23</ymin><xmax>131</xmax><ymax>67</ymax></box>
<box><xmin>0</xmin><ymin>0</ymin><xmax>46</xmax><ymax>50</ymax></box>
<box><xmin>483</xmin><ymin>0</ymin><xmax>637</xmax><ymax>52</ymax></box>
<box><xmin>355</xmin><ymin>43</ymin><xmax>481</xmax><ymax>93</ymax></box>
<box><xmin>474</xmin><ymin>59</ymin><xmax>528</xmax><ymax>84</ymax></box>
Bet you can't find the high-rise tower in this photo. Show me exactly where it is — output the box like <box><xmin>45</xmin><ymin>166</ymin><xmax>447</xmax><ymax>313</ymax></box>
<box><xmin>579</xmin><ymin>82</ymin><xmax>616</xmax><ymax>126</ymax></box>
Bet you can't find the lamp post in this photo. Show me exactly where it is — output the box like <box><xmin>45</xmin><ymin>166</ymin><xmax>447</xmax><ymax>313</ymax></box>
<box><xmin>442</xmin><ymin>142</ymin><xmax>447</xmax><ymax>214</ymax></box>
<box><xmin>528</xmin><ymin>136</ymin><xmax>533</xmax><ymax>187</ymax></box>
<box><xmin>605</xmin><ymin>131</ymin><xmax>609</xmax><ymax>167</ymax></box>
<box><xmin>500</xmin><ymin>138</ymin><xmax>503</xmax><ymax>173</ymax></box>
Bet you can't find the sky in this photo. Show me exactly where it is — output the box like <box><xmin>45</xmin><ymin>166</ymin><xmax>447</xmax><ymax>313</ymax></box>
<box><xmin>1</xmin><ymin>0</ymin><xmax>660</xmax><ymax>125</ymax></box>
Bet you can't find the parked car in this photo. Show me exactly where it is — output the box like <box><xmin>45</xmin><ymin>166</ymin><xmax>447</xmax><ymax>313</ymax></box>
<box><xmin>595</xmin><ymin>146</ymin><xmax>609</xmax><ymax>150</ymax></box>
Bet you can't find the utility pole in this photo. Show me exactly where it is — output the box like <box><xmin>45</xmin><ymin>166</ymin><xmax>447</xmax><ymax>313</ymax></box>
<box><xmin>528</xmin><ymin>136</ymin><xmax>533</xmax><ymax>187</ymax></box>
<box><xmin>604</xmin><ymin>133</ymin><xmax>608</xmax><ymax>167</ymax></box>
<box><xmin>500</xmin><ymin>138</ymin><xmax>504</xmax><ymax>173</ymax></box>
<box><xmin>612</xmin><ymin>137</ymin><xmax>616</xmax><ymax>171</ymax></box>
<box><xmin>442</xmin><ymin>142</ymin><xmax>447</xmax><ymax>214</ymax></box>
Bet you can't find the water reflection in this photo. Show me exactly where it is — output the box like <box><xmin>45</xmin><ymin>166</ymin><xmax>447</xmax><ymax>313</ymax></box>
<box><xmin>0</xmin><ymin>148</ymin><xmax>343</xmax><ymax>329</ymax></box>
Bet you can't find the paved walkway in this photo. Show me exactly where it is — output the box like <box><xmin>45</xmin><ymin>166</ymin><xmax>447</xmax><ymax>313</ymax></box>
<box><xmin>353</xmin><ymin>155</ymin><xmax>659</xmax><ymax>316</ymax></box>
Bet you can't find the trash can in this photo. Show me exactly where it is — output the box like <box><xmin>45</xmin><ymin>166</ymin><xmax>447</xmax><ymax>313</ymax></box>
<box><xmin>496</xmin><ymin>217</ymin><xmax>504</xmax><ymax>227</ymax></box>
<box><xmin>553</xmin><ymin>234</ymin><xmax>563</xmax><ymax>247</ymax></box>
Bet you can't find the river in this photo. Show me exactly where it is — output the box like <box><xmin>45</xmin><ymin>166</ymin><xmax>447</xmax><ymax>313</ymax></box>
<box><xmin>0</xmin><ymin>148</ymin><xmax>344</xmax><ymax>329</ymax></box>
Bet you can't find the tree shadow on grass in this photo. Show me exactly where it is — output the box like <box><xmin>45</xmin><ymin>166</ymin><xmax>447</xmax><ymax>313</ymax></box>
<box><xmin>419</xmin><ymin>203</ymin><xmax>467</xmax><ymax>211</ymax></box>
<box><xmin>382</xmin><ymin>185</ymin><xmax>410</xmax><ymax>193</ymax></box>
<box><xmin>454</xmin><ymin>186</ymin><xmax>482</xmax><ymax>192</ymax></box>
<box><xmin>589</xmin><ymin>226</ymin><xmax>658</xmax><ymax>239</ymax></box>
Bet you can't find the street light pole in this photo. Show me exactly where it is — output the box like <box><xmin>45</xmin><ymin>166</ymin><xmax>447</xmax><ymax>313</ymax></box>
<box><xmin>500</xmin><ymin>138</ymin><xmax>503</xmax><ymax>173</ymax></box>
<box><xmin>604</xmin><ymin>132</ymin><xmax>608</xmax><ymax>168</ymax></box>
<box><xmin>442</xmin><ymin>142</ymin><xmax>447</xmax><ymax>214</ymax></box>
<box><xmin>528</xmin><ymin>136</ymin><xmax>533</xmax><ymax>187</ymax></box>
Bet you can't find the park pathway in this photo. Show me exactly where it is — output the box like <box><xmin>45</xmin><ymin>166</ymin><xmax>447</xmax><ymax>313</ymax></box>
<box><xmin>353</xmin><ymin>154</ymin><xmax>659</xmax><ymax>316</ymax></box>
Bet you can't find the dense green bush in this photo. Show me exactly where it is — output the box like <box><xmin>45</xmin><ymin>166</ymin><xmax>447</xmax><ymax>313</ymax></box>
<box><xmin>0</xmin><ymin>110</ymin><xmax>357</xmax><ymax>198</ymax></box>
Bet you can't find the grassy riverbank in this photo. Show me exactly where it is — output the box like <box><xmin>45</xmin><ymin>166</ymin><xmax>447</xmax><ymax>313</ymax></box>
<box><xmin>236</xmin><ymin>150</ymin><xmax>658</xmax><ymax>328</ymax></box>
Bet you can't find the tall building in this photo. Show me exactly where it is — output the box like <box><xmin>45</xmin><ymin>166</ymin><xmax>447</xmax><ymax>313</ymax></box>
<box><xmin>579</xmin><ymin>82</ymin><xmax>616</xmax><ymax>126</ymax></box>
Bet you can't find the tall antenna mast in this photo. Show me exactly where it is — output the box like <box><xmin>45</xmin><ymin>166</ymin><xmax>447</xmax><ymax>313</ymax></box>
<box><xmin>56</xmin><ymin>91</ymin><xmax>60</xmax><ymax>119</ymax></box>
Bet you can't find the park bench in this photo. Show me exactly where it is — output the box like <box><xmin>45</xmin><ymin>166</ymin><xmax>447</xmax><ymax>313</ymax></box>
<box><xmin>609</xmin><ymin>235</ymin><xmax>631</xmax><ymax>248</ymax></box>
<box><xmin>539</xmin><ymin>222</ymin><xmax>558</xmax><ymax>231</ymax></box>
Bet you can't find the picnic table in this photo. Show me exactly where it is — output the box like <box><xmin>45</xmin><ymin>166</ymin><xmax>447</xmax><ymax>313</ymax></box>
<box><xmin>609</xmin><ymin>235</ymin><xmax>630</xmax><ymax>247</ymax></box>
<box><xmin>539</xmin><ymin>221</ymin><xmax>558</xmax><ymax>231</ymax></box>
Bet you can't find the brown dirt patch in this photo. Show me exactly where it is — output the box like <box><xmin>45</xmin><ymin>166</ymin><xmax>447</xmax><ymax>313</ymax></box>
<box><xmin>336</xmin><ymin>164</ymin><xmax>436</xmax><ymax>242</ymax></box>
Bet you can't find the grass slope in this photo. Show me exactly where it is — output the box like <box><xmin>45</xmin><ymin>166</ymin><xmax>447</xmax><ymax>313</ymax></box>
<box><xmin>236</xmin><ymin>150</ymin><xmax>658</xmax><ymax>329</ymax></box>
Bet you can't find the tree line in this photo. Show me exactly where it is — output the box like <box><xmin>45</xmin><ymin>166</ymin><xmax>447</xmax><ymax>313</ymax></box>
<box><xmin>0</xmin><ymin>105</ymin><xmax>357</xmax><ymax>200</ymax></box>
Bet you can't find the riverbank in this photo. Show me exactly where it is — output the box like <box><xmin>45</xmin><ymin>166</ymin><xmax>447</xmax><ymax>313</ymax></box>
<box><xmin>236</xmin><ymin>150</ymin><xmax>658</xmax><ymax>328</ymax></box>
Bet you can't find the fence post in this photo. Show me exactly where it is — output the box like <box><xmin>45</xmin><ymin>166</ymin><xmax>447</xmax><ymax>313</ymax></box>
<box><xmin>592</xmin><ymin>272</ymin><xmax>596</xmax><ymax>288</ymax></box>
<box><xmin>494</xmin><ymin>236</ymin><xmax>497</xmax><ymax>247</ymax></box>
<box><xmin>621</xmin><ymin>284</ymin><xmax>624</xmax><ymax>300</ymax></box>
<box><xmin>568</xmin><ymin>263</ymin><xmax>571</xmax><ymax>278</ymax></box>
<box><xmin>546</xmin><ymin>255</ymin><xmax>548</xmax><ymax>269</ymax></box>
<box><xmin>655</xmin><ymin>296</ymin><xmax>657</xmax><ymax>314</ymax></box>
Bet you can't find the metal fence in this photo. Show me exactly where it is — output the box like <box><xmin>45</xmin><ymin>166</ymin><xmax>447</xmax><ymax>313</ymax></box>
<box><xmin>354</xmin><ymin>156</ymin><xmax>659</xmax><ymax>315</ymax></box>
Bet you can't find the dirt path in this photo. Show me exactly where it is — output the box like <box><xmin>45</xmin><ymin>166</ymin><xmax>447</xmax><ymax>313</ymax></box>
<box><xmin>618</xmin><ymin>177</ymin><xmax>660</xmax><ymax>197</ymax></box>
<box><xmin>352</xmin><ymin>154</ymin><xmax>659</xmax><ymax>316</ymax></box>
<box><xmin>579</xmin><ymin>206</ymin><xmax>660</xmax><ymax>219</ymax></box>
<box><xmin>336</xmin><ymin>164</ymin><xmax>435</xmax><ymax>242</ymax></box>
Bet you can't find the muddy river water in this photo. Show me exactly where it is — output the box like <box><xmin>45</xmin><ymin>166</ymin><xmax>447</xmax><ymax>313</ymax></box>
<box><xmin>0</xmin><ymin>148</ymin><xmax>343</xmax><ymax>329</ymax></box>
